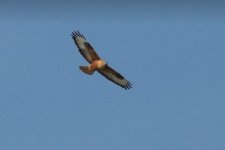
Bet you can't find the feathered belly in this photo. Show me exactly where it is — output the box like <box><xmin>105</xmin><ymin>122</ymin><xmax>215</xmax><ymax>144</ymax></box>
<box><xmin>89</xmin><ymin>59</ymin><xmax>106</xmax><ymax>70</ymax></box>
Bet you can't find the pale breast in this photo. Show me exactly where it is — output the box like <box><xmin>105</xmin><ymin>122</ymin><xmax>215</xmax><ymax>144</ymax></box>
<box><xmin>89</xmin><ymin>59</ymin><xmax>106</xmax><ymax>70</ymax></box>
<box><xmin>96</xmin><ymin>59</ymin><xmax>106</xmax><ymax>69</ymax></box>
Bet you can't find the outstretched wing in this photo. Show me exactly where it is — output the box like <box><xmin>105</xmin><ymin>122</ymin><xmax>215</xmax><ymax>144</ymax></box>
<box><xmin>98</xmin><ymin>64</ymin><xmax>132</xmax><ymax>90</ymax></box>
<box><xmin>71</xmin><ymin>31</ymin><xmax>100</xmax><ymax>63</ymax></box>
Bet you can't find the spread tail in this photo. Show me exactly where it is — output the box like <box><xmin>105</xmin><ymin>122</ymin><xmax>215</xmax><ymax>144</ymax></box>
<box><xmin>79</xmin><ymin>66</ymin><xmax>94</xmax><ymax>75</ymax></box>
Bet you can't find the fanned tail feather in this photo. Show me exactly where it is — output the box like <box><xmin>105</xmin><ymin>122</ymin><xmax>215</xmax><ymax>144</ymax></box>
<box><xmin>79</xmin><ymin>66</ymin><xmax>94</xmax><ymax>75</ymax></box>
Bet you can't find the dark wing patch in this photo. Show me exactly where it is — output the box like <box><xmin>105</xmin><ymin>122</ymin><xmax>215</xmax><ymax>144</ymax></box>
<box><xmin>98</xmin><ymin>64</ymin><xmax>132</xmax><ymax>90</ymax></box>
<box><xmin>71</xmin><ymin>31</ymin><xmax>100</xmax><ymax>63</ymax></box>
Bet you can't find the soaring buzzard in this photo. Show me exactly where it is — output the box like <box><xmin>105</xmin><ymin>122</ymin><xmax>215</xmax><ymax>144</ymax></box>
<box><xmin>71</xmin><ymin>31</ymin><xmax>132</xmax><ymax>90</ymax></box>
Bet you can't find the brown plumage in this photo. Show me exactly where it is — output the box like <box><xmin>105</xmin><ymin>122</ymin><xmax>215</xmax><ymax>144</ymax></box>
<box><xmin>71</xmin><ymin>31</ymin><xmax>132</xmax><ymax>90</ymax></box>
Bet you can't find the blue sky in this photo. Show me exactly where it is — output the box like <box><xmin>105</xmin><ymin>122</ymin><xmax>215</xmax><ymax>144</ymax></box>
<box><xmin>0</xmin><ymin>1</ymin><xmax>225</xmax><ymax>150</ymax></box>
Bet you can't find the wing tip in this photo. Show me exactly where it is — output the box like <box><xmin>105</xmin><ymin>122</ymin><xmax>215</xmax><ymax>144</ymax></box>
<box><xmin>71</xmin><ymin>30</ymin><xmax>86</xmax><ymax>39</ymax></box>
<box><xmin>123</xmin><ymin>81</ymin><xmax>133</xmax><ymax>90</ymax></box>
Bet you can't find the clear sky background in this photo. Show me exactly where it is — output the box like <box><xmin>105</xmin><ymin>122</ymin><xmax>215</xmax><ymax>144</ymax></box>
<box><xmin>0</xmin><ymin>0</ymin><xmax>225</xmax><ymax>150</ymax></box>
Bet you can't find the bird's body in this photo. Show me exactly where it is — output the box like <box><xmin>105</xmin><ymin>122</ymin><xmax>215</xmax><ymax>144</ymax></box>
<box><xmin>89</xmin><ymin>59</ymin><xmax>106</xmax><ymax>71</ymax></box>
<box><xmin>79</xmin><ymin>59</ymin><xmax>106</xmax><ymax>75</ymax></box>
<box><xmin>71</xmin><ymin>31</ymin><xmax>132</xmax><ymax>90</ymax></box>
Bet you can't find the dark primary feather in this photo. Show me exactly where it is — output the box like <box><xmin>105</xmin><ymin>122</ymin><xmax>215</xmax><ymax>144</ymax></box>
<box><xmin>71</xmin><ymin>31</ymin><xmax>86</xmax><ymax>39</ymax></box>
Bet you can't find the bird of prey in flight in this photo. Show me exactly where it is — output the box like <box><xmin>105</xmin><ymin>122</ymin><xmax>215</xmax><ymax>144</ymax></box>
<box><xmin>71</xmin><ymin>31</ymin><xmax>132</xmax><ymax>90</ymax></box>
